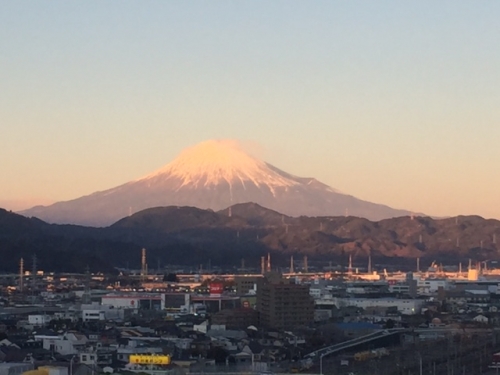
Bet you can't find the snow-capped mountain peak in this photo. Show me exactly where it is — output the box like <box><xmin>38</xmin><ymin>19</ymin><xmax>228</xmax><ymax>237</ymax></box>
<box><xmin>21</xmin><ymin>139</ymin><xmax>414</xmax><ymax>226</ymax></box>
<box><xmin>141</xmin><ymin>139</ymin><xmax>298</xmax><ymax>189</ymax></box>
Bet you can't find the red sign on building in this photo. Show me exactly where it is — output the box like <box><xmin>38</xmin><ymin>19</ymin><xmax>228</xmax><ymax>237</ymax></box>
<box><xmin>209</xmin><ymin>282</ymin><xmax>224</xmax><ymax>296</ymax></box>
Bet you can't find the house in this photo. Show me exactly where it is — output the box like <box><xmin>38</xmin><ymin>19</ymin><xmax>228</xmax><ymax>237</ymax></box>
<box><xmin>472</xmin><ymin>314</ymin><xmax>489</xmax><ymax>324</ymax></box>
<box><xmin>28</xmin><ymin>315</ymin><xmax>52</xmax><ymax>327</ymax></box>
<box><xmin>42</xmin><ymin>332</ymin><xmax>88</xmax><ymax>355</ymax></box>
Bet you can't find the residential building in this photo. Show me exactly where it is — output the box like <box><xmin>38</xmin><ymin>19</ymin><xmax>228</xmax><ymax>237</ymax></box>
<box><xmin>257</xmin><ymin>274</ymin><xmax>314</xmax><ymax>329</ymax></box>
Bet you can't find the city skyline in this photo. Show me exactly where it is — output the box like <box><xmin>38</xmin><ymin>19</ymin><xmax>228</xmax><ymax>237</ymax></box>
<box><xmin>1</xmin><ymin>1</ymin><xmax>500</xmax><ymax>219</ymax></box>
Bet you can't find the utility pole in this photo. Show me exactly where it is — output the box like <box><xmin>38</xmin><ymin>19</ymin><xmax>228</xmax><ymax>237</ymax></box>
<box><xmin>140</xmin><ymin>248</ymin><xmax>147</xmax><ymax>282</ymax></box>
<box><xmin>19</xmin><ymin>258</ymin><xmax>24</xmax><ymax>293</ymax></box>
<box><xmin>31</xmin><ymin>254</ymin><xmax>37</xmax><ymax>293</ymax></box>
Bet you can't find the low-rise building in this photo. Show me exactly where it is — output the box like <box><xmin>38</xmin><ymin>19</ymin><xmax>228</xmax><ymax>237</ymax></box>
<box><xmin>211</xmin><ymin>308</ymin><xmax>258</xmax><ymax>329</ymax></box>
<box><xmin>28</xmin><ymin>315</ymin><xmax>52</xmax><ymax>327</ymax></box>
<box><xmin>81</xmin><ymin>304</ymin><xmax>127</xmax><ymax>322</ymax></box>
<box><xmin>332</xmin><ymin>297</ymin><xmax>424</xmax><ymax>315</ymax></box>
<box><xmin>42</xmin><ymin>333</ymin><xmax>88</xmax><ymax>355</ymax></box>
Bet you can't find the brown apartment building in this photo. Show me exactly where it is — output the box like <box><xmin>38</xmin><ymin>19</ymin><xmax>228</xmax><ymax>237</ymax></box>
<box><xmin>257</xmin><ymin>273</ymin><xmax>314</xmax><ymax>330</ymax></box>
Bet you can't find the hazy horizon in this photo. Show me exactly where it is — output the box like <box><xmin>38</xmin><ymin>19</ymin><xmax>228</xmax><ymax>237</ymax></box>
<box><xmin>2</xmin><ymin>1</ymin><xmax>500</xmax><ymax>219</ymax></box>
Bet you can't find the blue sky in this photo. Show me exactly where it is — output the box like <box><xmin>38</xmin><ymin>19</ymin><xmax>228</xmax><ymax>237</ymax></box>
<box><xmin>1</xmin><ymin>1</ymin><xmax>499</xmax><ymax>218</ymax></box>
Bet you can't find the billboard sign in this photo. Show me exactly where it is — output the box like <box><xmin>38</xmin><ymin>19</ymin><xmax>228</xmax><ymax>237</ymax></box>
<box><xmin>129</xmin><ymin>355</ymin><xmax>170</xmax><ymax>365</ymax></box>
<box><xmin>209</xmin><ymin>282</ymin><xmax>224</xmax><ymax>296</ymax></box>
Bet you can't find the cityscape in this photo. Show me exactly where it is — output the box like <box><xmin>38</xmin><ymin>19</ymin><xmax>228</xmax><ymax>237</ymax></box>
<box><xmin>2</xmin><ymin>250</ymin><xmax>500</xmax><ymax>375</ymax></box>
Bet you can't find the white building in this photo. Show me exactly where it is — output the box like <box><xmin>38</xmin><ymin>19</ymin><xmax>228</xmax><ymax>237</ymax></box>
<box><xmin>42</xmin><ymin>333</ymin><xmax>88</xmax><ymax>355</ymax></box>
<box><xmin>81</xmin><ymin>304</ymin><xmax>125</xmax><ymax>322</ymax></box>
<box><xmin>309</xmin><ymin>286</ymin><xmax>323</xmax><ymax>299</ymax></box>
<box><xmin>333</xmin><ymin>297</ymin><xmax>424</xmax><ymax>315</ymax></box>
<box><xmin>101</xmin><ymin>293</ymin><xmax>162</xmax><ymax>311</ymax></box>
<box><xmin>416</xmin><ymin>279</ymin><xmax>449</xmax><ymax>294</ymax></box>
<box><xmin>28</xmin><ymin>315</ymin><xmax>52</xmax><ymax>327</ymax></box>
<box><xmin>473</xmin><ymin>314</ymin><xmax>489</xmax><ymax>324</ymax></box>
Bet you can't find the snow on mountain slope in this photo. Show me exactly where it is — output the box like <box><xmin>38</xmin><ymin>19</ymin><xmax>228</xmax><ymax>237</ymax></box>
<box><xmin>20</xmin><ymin>139</ymin><xmax>414</xmax><ymax>226</ymax></box>
<box><xmin>141</xmin><ymin>140</ymin><xmax>298</xmax><ymax>191</ymax></box>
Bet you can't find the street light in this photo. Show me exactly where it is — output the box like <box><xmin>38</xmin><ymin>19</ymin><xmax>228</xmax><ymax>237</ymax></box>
<box><xmin>416</xmin><ymin>352</ymin><xmax>422</xmax><ymax>375</ymax></box>
<box><xmin>70</xmin><ymin>355</ymin><xmax>76</xmax><ymax>375</ymax></box>
<box><xmin>320</xmin><ymin>353</ymin><xmax>326</xmax><ymax>375</ymax></box>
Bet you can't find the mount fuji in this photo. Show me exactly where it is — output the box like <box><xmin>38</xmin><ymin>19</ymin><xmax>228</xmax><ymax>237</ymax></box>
<box><xmin>21</xmin><ymin>140</ymin><xmax>415</xmax><ymax>226</ymax></box>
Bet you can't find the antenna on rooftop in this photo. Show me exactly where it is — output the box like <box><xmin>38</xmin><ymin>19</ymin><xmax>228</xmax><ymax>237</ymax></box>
<box><xmin>348</xmin><ymin>254</ymin><xmax>353</xmax><ymax>274</ymax></box>
<box><xmin>266</xmin><ymin>253</ymin><xmax>271</xmax><ymax>272</ymax></box>
<box><xmin>290</xmin><ymin>256</ymin><xmax>294</xmax><ymax>273</ymax></box>
<box><xmin>261</xmin><ymin>256</ymin><xmax>265</xmax><ymax>275</ymax></box>
<box><xmin>417</xmin><ymin>257</ymin><xmax>420</xmax><ymax>273</ymax></box>
<box><xmin>367</xmin><ymin>253</ymin><xmax>372</xmax><ymax>274</ymax></box>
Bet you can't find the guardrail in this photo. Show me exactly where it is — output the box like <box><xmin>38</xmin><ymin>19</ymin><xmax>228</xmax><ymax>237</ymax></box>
<box><xmin>305</xmin><ymin>328</ymin><xmax>408</xmax><ymax>360</ymax></box>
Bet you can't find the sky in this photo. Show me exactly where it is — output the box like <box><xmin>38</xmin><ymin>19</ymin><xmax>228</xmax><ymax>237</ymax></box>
<box><xmin>1</xmin><ymin>1</ymin><xmax>499</xmax><ymax>218</ymax></box>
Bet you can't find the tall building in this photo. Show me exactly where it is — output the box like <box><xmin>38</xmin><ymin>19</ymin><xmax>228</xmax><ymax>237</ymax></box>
<box><xmin>257</xmin><ymin>274</ymin><xmax>314</xmax><ymax>330</ymax></box>
<box><xmin>234</xmin><ymin>275</ymin><xmax>263</xmax><ymax>295</ymax></box>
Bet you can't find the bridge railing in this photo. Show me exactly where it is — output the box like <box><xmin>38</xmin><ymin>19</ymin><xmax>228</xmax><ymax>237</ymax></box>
<box><xmin>305</xmin><ymin>328</ymin><xmax>408</xmax><ymax>359</ymax></box>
